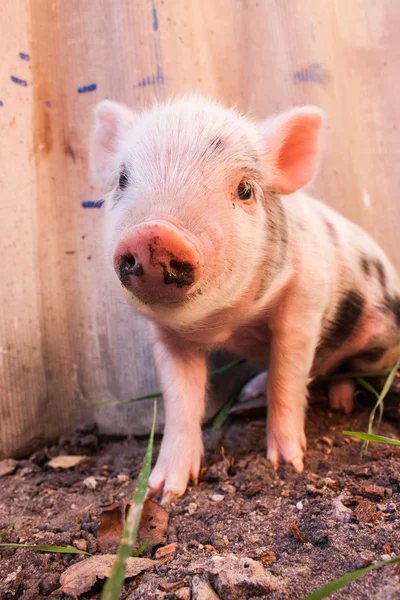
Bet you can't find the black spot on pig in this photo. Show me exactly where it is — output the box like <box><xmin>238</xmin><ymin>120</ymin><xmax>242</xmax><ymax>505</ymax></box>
<box><xmin>383</xmin><ymin>294</ymin><xmax>400</xmax><ymax>327</ymax></box>
<box><xmin>359</xmin><ymin>255</ymin><xmax>370</xmax><ymax>276</ymax></box>
<box><xmin>324</xmin><ymin>219</ymin><xmax>338</xmax><ymax>246</ymax></box>
<box><xmin>352</xmin><ymin>346</ymin><xmax>387</xmax><ymax>362</ymax></box>
<box><xmin>373</xmin><ymin>259</ymin><xmax>386</xmax><ymax>289</ymax></box>
<box><xmin>209</xmin><ymin>136</ymin><xmax>224</xmax><ymax>153</ymax></box>
<box><xmin>318</xmin><ymin>290</ymin><xmax>365</xmax><ymax>351</ymax></box>
<box><xmin>201</xmin><ymin>137</ymin><xmax>225</xmax><ymax>159</ymax></box>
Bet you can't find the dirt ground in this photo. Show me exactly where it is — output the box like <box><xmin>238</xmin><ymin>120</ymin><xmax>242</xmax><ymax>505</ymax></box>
<box><xmin>1</xmin><ymin>391</ymin><xmax>400</xmax><ymax>600</ymax></box>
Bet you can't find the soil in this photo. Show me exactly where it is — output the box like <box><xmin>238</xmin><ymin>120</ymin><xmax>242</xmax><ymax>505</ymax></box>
<box><xmin>1</xmin><ymin>392</ymin><xmax>400</xmax><ymax>600</ymax></box>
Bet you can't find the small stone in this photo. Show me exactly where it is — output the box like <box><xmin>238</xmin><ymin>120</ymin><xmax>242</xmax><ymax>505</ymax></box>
<box><xmin>175</xmin><ymin>588</ymin><xmax>191</xmax><ymax>600</ymax></box>
<box><xmin>0</xmin><ymin>458</ymin><xmax>17</xmax><ymax>477</ymax></box>
<box><xmin>211</xmin><ymin>494</ymin><xmax>224</xmax><ymax>503</ymax></box>
<box><xmin>73</xmin><ymin>539</ymin><xmax>88</xmax><ymax>552</ymax></box>
<box><xmin>320</xmin><ymin>436</ymin><xmax>333</xmax><ymax>447</ymax></box>
<box><xmin>331</xmin><ymin>496</ymin><xmax>352</xmax><ymax>523</ymax></box>
<box><xmin>188</xmin><ymin>502</ymin><xmax>198</xmax><ymax>515</ymax></box>
<box><xmin>382</xmin><ymin>543</ymin><xmax>391</xmax><ymax>555</ymax></box>
<box><xmin>195</xmin><ymin>555</ymin><xmax>279</xmax><ymax>599</ymax></box>
<box><xmin>296</xmin><ymin>501</ymin><xmax>304</xmax><ymax>510</ymax></box>
<box><xmin>82</xmin><ymin>476</ymin><xmax>97</xmax><ymax>490</ymax></box>
<box><xmin>191</xmin><ymin>575</ymin><xmax>221</xmax><ymax>599</ymax></box>
<box><xmin>356</xmin><ymin>550</ymin><xmax>375</xmax><ymax>568</ymax></box>
<box><xmin>117</xmin><ymin>473</ymin><xmax>130</xmax><ymax>483</ymax></box>
<box><xmin>381</xmin><ymin>554</ymin><xmax>392</xmax><ymax>561</ymax></box>
<box><xmin>154</xmin><ymin>543</ymin><xmax>177</xmax><ymax>559</ymax></box>
<box><xmin>39</xmin><ymin>573</ymin><xmax>60</xmax><ymax>595</ymax></box>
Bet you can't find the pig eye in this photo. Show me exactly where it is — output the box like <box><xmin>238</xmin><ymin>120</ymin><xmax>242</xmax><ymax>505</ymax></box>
<box><xmin>237</xmin><ymin>181</ymin><xmax>253</xmax><ymax>201</ymax></box>
<box><xmin>119</xmin><ymin>171</ymin><xmax>129</xmax><ymax>190</ymax></box>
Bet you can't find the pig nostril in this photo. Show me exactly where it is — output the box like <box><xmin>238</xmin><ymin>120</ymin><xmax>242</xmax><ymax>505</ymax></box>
<box><xmin>121</xmin><ymin>253</ymin><xmax>136</xmax><ymax>268</ymax></box>
<box><xmin>163</xmin><ymin>260</ymin><xmax>195</xmax><ymax>287</ymax></box>
<box><xmin>119</xmin><ymin>253</ymin><xmax>145</xmax><ymax>284</ymax></box>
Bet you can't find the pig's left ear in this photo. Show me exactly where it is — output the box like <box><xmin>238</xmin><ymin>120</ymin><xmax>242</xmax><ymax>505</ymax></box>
<box><xmin>90</xmin><ymin>100</ymin><xmax>136</xmax><ymax>189</ymax></box>
<box><xmin>262</xmin><ymin>106</ymin><xmax>324</xmax><ymax>195</ymax></box>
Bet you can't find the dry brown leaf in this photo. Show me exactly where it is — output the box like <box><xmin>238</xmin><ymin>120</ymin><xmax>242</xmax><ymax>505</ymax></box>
<box><xmin>137</xmin><ymin>499</ymin><xmax>169</xmax><ymax>552</ymax></box>
<box><xmin>97</xmin><ymin>498</ymin><xmax>168</xmax><ymax>554</ymax></box>
<box><xmin>47</xmin><ymin>455</ymin><xmax>86</xmax><ymax>469</ymax></box>
<box><xmin>97</xmin><ymin>501</ymin><xmax>126</xmax><ymax>553</ymax></box>
<box><xmin>0</xmin><ymin>459</ymin><xmax>17</xmax><ymax>477</ymax></box>
<box><xmin>58</xmin><ymin>554</ymin><xmax>153</xmax><ymax>596</ymax></box>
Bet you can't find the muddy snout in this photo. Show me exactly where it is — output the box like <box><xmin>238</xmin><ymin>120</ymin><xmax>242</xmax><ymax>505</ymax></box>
<box><xmin>114</xmin><ymin>221</ymin><xmax>203</xmax><ymax>303</ymax></box>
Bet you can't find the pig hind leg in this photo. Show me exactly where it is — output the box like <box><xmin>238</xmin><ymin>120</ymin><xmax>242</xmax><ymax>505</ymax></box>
<box><xmin>328</xmin><ymin>379</ymin><xmax>356</xmax><ymax>414</ymax></box>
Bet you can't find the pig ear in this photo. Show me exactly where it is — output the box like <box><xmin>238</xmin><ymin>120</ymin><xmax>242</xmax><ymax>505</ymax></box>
<box><xmin>262</xmin><ymin>106</ymin><xmax>324</xmax><ymax>195</ymax></box>
<box><xmin>90</xmin><ymin>100</ymin><xmax>135</xmax><ymax>188</ymax></box>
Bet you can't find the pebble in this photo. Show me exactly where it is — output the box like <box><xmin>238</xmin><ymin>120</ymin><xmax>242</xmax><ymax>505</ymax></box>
<box><xmin>319</xmin><ymin>436</ymin><xmax>333</xmax><ymax>447</ymax></box>
<box><xmin>356</xmin><ymin>550</ymin><xmax>375</xmax><ymax>568</ymax></box>
<box><xmin>83</xmin><ymin>476</ymin><xmax>97</xmax><ymax>489</ymax></box>
<box><xmin>117</xmin><ymin>473</ymin><xmax>130</xmax><ymax>483</ymax></box>
<box><xmin>211</xmin><ymin>494</ymin><xmax>224</xmax><ymax>502</ymax></box>
<box><xmin>191</xmin><ymin>575</ymin><xmax>221</xmax><ymax>599</ymax></box>
<box><xmin>73</xmin><ymin>539</ymin><xmax>88</xmax><ymax>552</ymax></box>
<box><xmin>381</xmin><ymin>554</ymin><xmax>392</xmax><ymax>561</ymax></box>
<box><xmin>188</xmin><ymin>502</ymin><xmax>198</xmax><ymax>514</ymax></box>
<box><xmin>331</xmin><ymin>496</ymin><xmax>352</xmax><ymax>523</ymax></box>
<box><xmin>296</xmin><ymin>501</ymin><xmax>304</xmax><ymax>510</ymax></box>
<box><xmin>0</xmin><ymin>458</ymin><xmax>18</xmax><ymax>477</ymax></box>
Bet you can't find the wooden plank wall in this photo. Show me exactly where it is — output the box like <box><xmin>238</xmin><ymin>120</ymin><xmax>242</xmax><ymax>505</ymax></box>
<box><xmin>1</xmin><ymin>0</ymin><xmax>400</xmax><ymax>457</ymax></box>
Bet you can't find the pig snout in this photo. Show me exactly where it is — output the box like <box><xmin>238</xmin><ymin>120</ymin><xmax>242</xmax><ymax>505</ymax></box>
<box><xmin>114</xmin><ymin>221</ymin><xmax>203</xmax><ymax>302</ymax></box>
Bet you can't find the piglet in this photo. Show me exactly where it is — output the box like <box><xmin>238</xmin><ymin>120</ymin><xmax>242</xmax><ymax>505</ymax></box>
<box><xmin>90</xmin><ymin>95</ymin><xmax>400</xmax><ymax>502</ymax></box>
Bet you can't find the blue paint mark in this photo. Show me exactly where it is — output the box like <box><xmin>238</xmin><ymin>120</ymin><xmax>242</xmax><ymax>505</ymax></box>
<box><xmin>81</xmin><ymin>234</ymin><xmax>86</xmax><ymax>239</ymax></box>
<box><xmin>44</xmin><ymin>100</ymin><xmax>51</xmax><ymax>107</ymax></box>
<box><xmin>77</xmin><ymin>83</ymin><xmax>97</xmax><ymax>93</ymax></box>
<box><xmin>19</xmin><ymin>52</ymin><xmax>30</xmax><ymax>61</ymax></box>
<box><xmin>11</xmin><ymin>75</ymin><xmax>28</xmax><ymax>87</ymax></box>
<box><xmin>293</xmin><ymin>63</ymin><xmax>328</xmax><ymax>85</ymax></box>
<box><xmin>82</xmin><ymin>199</ymin><xmax>104</xmax><ymax>208</ymax></box>
<box><xmin>0</xmin><ymin>101</ymin><xmax>3</xmax><ymax>107</ymax></box>
<box><xmin>152</xmin><ymin>7</ymin><xmax>158</xmax><ymax>30</ymax></box>
<box><xmin>87</xmin><ymin>256</ymin><xmax>92</xmax><ymax>260</ymax></box>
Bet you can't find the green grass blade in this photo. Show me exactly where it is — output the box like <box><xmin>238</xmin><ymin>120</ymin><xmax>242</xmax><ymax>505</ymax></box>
<box><xmin>302</xmin><ymin>555</ymin><xmax>400</xmax><ymax>600</ymax></box>
<box><xmin>93</xmin><ymin>392</ymin><xmax>162</xmax><ymax>408</ymax></box>
<box><xmin>212</xmin><ymin>397</ymin><xmax>236</xmax><ymax>429</ymax></box>
<box><xmin>95</xmin><ymin>359</ymin><xmax>247</xmax><ymax>408</ymax></box>
<box><xmin>343</xmin><ymin>430</ymin><xmax>400</xmax><ymax>446</ymax></box>
<box><xmin>362</xmin><ymin>359</ymin><xmax>400</xmax><ymax>455</ymax></box>
<box><xmin>0</xmin><ymin>543</ymin><xmax>91</xmax><ymax>555</ymax></box>
<box><xmin>132</xmin><ymin>534</ymin><xmax>160</xmax><ymax>558</ymax></box>
<box><xmin>101</xmin><ymin>402</ymin><xmax>157</xmax><ymax>600</ymax></box>
<box><xmin>356</xmin><ymin>377</ymin><xmax>379</xmax><ymax>400</ymax></box>
<box><xmin>210</xmin><ymin>358</ymin><xmax>247</xmax><ymax>379</ymax></box>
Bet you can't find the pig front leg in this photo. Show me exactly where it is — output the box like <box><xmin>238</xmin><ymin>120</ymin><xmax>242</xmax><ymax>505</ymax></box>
<box><xmin>147</xmin><ymin>327</ymin><xmax>207</xmax><ymax>503</ymax></box>
<box><xmin>267</xmin><ymin>312</ymin><xmax>322</xmax><ymax>473</ymax></box>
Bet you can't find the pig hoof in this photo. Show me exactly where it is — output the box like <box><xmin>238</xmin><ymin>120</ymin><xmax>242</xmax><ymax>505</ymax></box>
<box><xmin>147</xmin><ymin>439</ymin><xmax>202</xmax><ymax>501</ymax></box>
<box><xmin>267</xmin><ymin>428</ymin><xmax>306</xmax><ymax>472</ymax></box>
<box><xmin>238</xmin><ymin>371</ymin><xmax>267</xmax><ymax>403</ymax></box>
<box><xmin>329</xmin><ymin>379</ymin><xmax>355</xmax><ymax>414</ymax></box>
